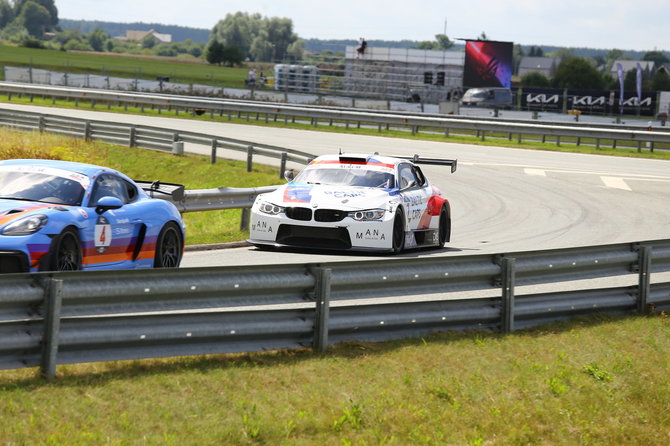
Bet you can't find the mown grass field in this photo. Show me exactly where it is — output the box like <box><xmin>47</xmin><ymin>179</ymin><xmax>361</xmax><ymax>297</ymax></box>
<box><xmin>0</xmin><ymin>128</ymin><xmax>281</xmax><ymax>245</ymax></box>
<box><xmin>0</xmin><ymin>44</ymin><xmax>250</xmax><ymax>87</ymax></box>
<box><xmin>0</xmin><ymin>314</ymin><xmax>668</xmax><ymax>445</ymax></box>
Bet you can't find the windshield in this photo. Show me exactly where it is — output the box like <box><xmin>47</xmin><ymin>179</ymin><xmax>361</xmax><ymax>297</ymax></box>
<box><xmin>0</xmin><ymin>170</ymin><xmax>86</xmax><ymax>206</ymax></box>
<box><xmin>294</xmin><ymin>167</ymin><xmax>394</xmax><ymax>188</ymax></box>
<box><xmin>464</xmin><ymin>89</ymin><xmax>487</xmax><ymax>100</ymax></box>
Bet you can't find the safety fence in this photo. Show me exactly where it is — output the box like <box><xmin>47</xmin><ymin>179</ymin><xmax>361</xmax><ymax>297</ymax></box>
<box><xmin>1</xmin><ymin>239</ymin><xmax>669</xmax><ymax>378</ymax></box>
<box><xmin>2</xmin><ymin>82</ymin><xmax>670</xmax><ymax>150</ymax></box>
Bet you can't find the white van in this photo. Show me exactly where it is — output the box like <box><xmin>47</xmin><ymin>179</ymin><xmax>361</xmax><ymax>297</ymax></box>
<box><xmin>461</xmin><ymin>87</ymin><xmax>513</xmax><ymax>109</ymax></box>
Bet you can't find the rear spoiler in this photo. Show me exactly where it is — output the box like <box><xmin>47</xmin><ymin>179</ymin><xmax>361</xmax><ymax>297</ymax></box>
<box><xmin>135</xmin><ymin>180</ymin><xmax>185</xmax><ymax>201</ymax></box>
<box><xmin>402</xmin><ymin>154</ymin><xmax>458</xmax><ymax>173</ymax></box>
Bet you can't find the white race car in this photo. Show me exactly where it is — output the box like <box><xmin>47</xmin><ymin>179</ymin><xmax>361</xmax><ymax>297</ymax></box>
<box><xmin>248</xmin><ymin>153</ymin><xmax>457</xmax><ymax>253</ymax></box>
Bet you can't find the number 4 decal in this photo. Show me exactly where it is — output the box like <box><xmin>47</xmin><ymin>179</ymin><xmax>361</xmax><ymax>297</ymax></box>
<box><xmin>95</xmin><ymin>216</ymin><xmax>112</xmax><ymax>248</ymax></box>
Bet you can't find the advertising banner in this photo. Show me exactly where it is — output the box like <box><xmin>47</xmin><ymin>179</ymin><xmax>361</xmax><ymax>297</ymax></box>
<box><xmin>521</xmin><ymin>87</ymin><xmax>563</xmax><ymax>112</ymax></box>
<box><xmin>521</xmin><ymin>88</ymin><xmax>657</xmax><ymax>116</ymax></box>
<box><xmin>567</xmin><ymin>89</ymin><xmax>611</xmax><ymax>114</ymax></box>
<box><xmin>463</xmin><ymin>40</ymin><xmax>513</xmax><ymax>88</ymax></box>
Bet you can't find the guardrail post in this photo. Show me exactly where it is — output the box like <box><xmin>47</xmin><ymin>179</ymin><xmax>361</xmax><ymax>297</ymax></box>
<box><xmin>240</xmin><ymin>208</ymin><xmax>250</xmax><ymax>231</ymax></box>
<box><xmin>83</xmin><ymin>121</ymin><xmax>92</xmax><ymax>141</ymax></box>
<box><xmin>38</xmin><ymin>115</ymin><xmax>45</xmax><ymax>133</ymax></box>
<box><xmin>501</xmin><ymin>257</ymin><xmax>516</xmax><ymax>333</ymax></box>
<box><xmin>41</xmin><ymin>278</ymin><xmax>63</xmax><ymax>380</ymax></box>
<box><xmin>637</xmin><ymin>246</ymin><xmax>651</xmax><ymax>314</ymax></box>
<box><xmin>129</xmin><ymin>126</ymin><xmax>137</xmax><ymax>147</ymax></box>
<box><xmin>210</xmin><ymin>139</ymin><xmax>218</xmax><ymax>164</ymax></box>
<box><xmin>246</xmin><ymin>145</ymin><xmax>253</xmax><ymax>172</ymax></box>
<box><xmin>279</xmin><ymin>152</ymin><xmax>288</xmax><ymax>179</ymax></box>
<box><xmin>172</xmin><ymin>140</ymin><xmax>184</xmax><ymax>155</ymax></box>
<box><xmin>313</xmin><ymin>268</ymin><xmax>332</xmax><ymax>352</ymax></box>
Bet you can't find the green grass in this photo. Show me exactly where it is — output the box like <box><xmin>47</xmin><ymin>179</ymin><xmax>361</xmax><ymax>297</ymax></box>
<box><xmin>4</xmin><ymin>91</ymin><xmax>670</xmax><ymax>162</ymax></box>
<box><xmin>0</xmin><ymin>44</ymin><xmax>250</xmax><ymax>87</ymax></box>
<box><xmin>0</xmin><ymin>314</ymin><xmax>668</xmax><ymax>445</ymax></box>
<box><xmin>0</xmin><ymin>128</ymin><xmax>281</xmax><ymax>245</ymax></box>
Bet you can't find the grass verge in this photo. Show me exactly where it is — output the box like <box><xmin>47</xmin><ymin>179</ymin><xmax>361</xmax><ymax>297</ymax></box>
<box><xmin>0</xmin><ymin>314</ymin><xmax>668</xmax><ymax>445</ymax></box>
<box><xmin>0</xmin><ymin>128</ymin><xmax>281</xmax><ymax>245</ymax></box>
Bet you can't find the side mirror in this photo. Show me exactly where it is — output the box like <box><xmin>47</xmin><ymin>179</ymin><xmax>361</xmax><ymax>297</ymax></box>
<box><xmin>284</xmin><ymin>169</ymin><xmax>295</xmax><ymax>182</ymax></box>
<box><xmin>95</xmin><ymin>196</ymin><xmax>123</xmax><ymax>214</ymax></box>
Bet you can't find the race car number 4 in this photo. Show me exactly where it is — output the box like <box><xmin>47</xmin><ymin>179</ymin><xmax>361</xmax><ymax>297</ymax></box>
<box><xmin>95</xmin><ymin>224</ymin><xmax>112</xmax><ymax>247</ymax></box>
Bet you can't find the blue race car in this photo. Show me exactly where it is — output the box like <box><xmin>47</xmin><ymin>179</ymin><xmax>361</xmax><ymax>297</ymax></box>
<box><xmin>0</xmin><ymin>159</ymin><xmax>185</xmax><ymax>273</ymax></box>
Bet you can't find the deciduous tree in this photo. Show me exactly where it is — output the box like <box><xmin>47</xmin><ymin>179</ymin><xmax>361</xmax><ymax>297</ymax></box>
<box><xmin>209</xmin><ymin>12</ymin><xmax>299</xmax><ymax>62</ymax></box>
<box><xmin>553</xmin><ymin>57</ymin><xmax>604</xmax><ymax>89</ymax></box>
<box><xmin>17</xmin><ymin>1</ymin><xmax>51</xmax><ymax>37</ymax></box>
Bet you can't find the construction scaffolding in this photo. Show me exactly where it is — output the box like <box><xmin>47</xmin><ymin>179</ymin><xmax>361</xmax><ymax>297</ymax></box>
<box><xmin>343</xmin><ymin>46</ymin><xmax>465</xmax><ymax>103</ymax></box>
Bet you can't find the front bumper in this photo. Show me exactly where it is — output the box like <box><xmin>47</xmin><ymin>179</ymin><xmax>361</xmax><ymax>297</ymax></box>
<box><xmin>249</xmin><ymin>210</ymin><xmax>395</xmax><ymax>251</ymax></box>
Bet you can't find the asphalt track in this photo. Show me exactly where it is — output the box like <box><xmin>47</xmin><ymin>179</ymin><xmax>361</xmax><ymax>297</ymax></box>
<box><xmin>3</xmin><ymin>103</ymin><xmax>670</xmax><ymax>268</ymax></box>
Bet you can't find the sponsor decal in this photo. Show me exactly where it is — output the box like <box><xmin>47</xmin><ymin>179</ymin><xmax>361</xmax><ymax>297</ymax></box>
<box><xmin>324</xmin><ymin>190</ymin><xmax>366</xmax><ymax>199</ymax></box>
<box><xmin>355</xmin><ymin>228</ymin><xmax>386</xmax><ymax>241</ymax></box>
<box><xmin>0</xmin><ymin>165</ymin><xmax>91</xmax><ymax>188</ymax></box>
<box><xmin>283</xmin><ymin>185</ymin><xmax>313</xmax><ymax>203</ymax></box>
<box><xmin>309</xmin><ymin>160</ymin><xmax>395</xmax><ymax>171</ymax></box>
<box><xmin>252</xmin><ymin>219</ymin><xmax>273</xmax><ymax>233</ymax></box>
<box><xmin>94</xmin><ymin>216</ymin><xmax>112</xmax><ymax>252</ymax></box>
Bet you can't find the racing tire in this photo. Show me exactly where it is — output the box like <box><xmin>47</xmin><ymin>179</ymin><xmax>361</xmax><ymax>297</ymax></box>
<box><xmin>45</xmin><ymin>227</ymin><xmax>82</xmax><ymax>271</ymax></box>
<box><xmin>154</xmin><ymin>222</ymin><xmax>183</xmax><ymax>268</ymax></box>
<box><xmin>391</xmin><ymin>208</ymin><xmax>405</xmax><ymax>254</ymax></box>
<box><xmin>438</xmin><ymin>205</ymin><xmax>451</xmax><ymax>248</ymax></box>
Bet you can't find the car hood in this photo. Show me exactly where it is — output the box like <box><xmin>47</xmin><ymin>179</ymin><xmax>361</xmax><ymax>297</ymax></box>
<box><xmin>0</xmin><ymin>200</ymin><xmax>69</xmax><ymax>227</ymax></box>
<box><xmin>265</xmin><ymin>184</ymin><xmax>395</xmax><ymax>210</ymax></box>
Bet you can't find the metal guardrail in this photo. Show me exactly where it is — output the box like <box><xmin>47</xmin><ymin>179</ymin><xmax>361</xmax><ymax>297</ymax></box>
<box><xmin>1</xmin><ymin>239</ymin><xmax>669</xmax><ymax>378</ymax></box>
<box><xmin>0</xmin><ymin>108</ymin><xmax>302</xmax><ymax>214</ymax></box>
<box><xmin>2</xmin><ymin>82</ymin><xmax>670</xmax><ymax>150</ymax></box>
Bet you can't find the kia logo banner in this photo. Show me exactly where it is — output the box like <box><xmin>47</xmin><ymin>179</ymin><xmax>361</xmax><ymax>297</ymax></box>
<box><xmin>520</xmin><ymin>88</ymin><xmax>656</xmax><ymax>116</ymax></box>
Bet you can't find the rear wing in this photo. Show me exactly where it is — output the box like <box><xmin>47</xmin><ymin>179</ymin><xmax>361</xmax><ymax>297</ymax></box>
<box><xmin>402</xmin><ymin>154</ymin><xmax>458</xmax><ymax>173</ymax></box>
<box><xmin>135</xmin><ymin>180</ymin><xmax>185</xmax><ymax>201</ymax></box>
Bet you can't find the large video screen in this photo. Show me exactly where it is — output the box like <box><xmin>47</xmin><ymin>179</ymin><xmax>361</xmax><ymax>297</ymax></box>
<box><xmin>463</xmin><ymin>40</ymin><xmax>513</xmax><ymax>88</ymax></box>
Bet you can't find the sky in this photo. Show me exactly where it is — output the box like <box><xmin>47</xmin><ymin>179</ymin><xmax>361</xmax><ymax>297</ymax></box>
<box><xmin>55</xmin><ymin>0</ymin><xmax>670</xmax><ymax>52</ymax></box>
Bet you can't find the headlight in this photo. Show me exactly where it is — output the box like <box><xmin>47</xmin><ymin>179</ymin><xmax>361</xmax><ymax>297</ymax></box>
<box><xmin>258</xmin><ymin>201</ymin><xmax>284</xmax><ymax>215</ymax></box>
<box><xmin>348</xmin><ymin>209</ymin><xmax>385</xmax><ymax>221</ymax></box>
<box><xmin>2</xmin><ymin>214</ymin><xmax>49</xmax><ymax>236</ymax></box>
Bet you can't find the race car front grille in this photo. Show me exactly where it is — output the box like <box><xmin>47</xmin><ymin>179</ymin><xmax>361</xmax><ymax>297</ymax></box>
<box><xmin>276</xmin><ymin>224</ymin><xmax>352</xmax><ymax>250</ymax></box>
<box><xmin>0</xmin><ymin>251</ymin><xmax>29</xmax><ymax>273</ymax></box>
<box><xmin>285</xmin><ymin>207</ymin><xmax>312</xmax><ymax>221</ymax></box>
<box><xmin>314</xmin><ymin>209</ymin><xmax>347</xmax><ymax>222</ymax></box>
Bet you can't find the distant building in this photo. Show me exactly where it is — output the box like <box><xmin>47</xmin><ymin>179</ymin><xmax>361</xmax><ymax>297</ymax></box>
<box><xmin>657</xmin><ymin>63</ymin><xmax>670</xmax><ymax>76</ymax></box>
<box><xmin>343</xmin><ymin>45</ymin><xmax>464</xmax><ymax>103</ymax></box>
<box><xmin>518</xmin><ymin>57</ymin><xmax>560</xmax><ymax>79</ymax></box>
<box><xmin>610</xmin><ymin>60</ymin><xmax>655</xmax><ymax>80</ymax></box>
<box><xmin>116</xmin><ymin>29</ymin><xmax>172</xmax><ymax>44</ymax></box>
